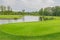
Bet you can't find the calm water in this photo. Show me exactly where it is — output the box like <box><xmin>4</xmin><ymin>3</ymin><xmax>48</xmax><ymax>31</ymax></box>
<box><xmin>0</xmin><ymin>16</ymin><xmax>40</xmax><ymax>24</ymax></box>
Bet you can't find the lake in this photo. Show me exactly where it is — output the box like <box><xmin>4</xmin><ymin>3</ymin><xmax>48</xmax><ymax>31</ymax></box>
<box><xmin>0</xmin><ymin>16</ymin><xmax>40</xmax><ymax>24</ymax></box>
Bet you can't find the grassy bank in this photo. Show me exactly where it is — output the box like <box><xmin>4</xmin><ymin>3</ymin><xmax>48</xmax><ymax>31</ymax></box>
<box><xmin>0</xmin><ymin>15</ymin><xmax>23</xmax><ymax>19</ymax></box>
<box><xmin>0</xmin><ymin>18</ymin><xmax>60</xmax><ymax>40</ymax></box>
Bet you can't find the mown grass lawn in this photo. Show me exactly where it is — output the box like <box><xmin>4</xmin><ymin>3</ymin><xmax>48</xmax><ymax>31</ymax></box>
<box><xmin>0</xmin><ymin>17</ymin><xmax>60</xmax><ymax>40</ymax></box>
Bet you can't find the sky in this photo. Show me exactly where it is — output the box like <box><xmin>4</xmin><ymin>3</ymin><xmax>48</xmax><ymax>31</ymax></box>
<box><xmin>0</xmin><ymin>0</ymin><xmax>60</xmax><ymax>12</ymax></box>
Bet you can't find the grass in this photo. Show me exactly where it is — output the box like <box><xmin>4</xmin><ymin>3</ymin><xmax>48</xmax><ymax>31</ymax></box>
<box><xmin>0</xmin><ymin>15</ymin><xmax>23</xmax><ymax>19</ymax></box>
<box><xmin>0</xmin><ymin>16</ymin><xmax>60</xmax><ymax>40</ymax></box>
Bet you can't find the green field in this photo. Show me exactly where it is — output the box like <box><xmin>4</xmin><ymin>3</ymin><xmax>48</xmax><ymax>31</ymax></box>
<box><xmin>0</xmin><ymin>15</ymin><xmax>22</xmax><ymax>19</ymax></box>
<box><xmin>0</xmin><ymin>17</ymin><xmax>60</xmax><ymax>40</ymax></box>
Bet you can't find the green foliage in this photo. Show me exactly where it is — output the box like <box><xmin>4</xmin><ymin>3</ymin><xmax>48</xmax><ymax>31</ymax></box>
<box><xmin>39</xmin><ymin>8</ymin><xmax>44</xmax><ymax>15</ymax></box>
<box><xmin>39</xmin><ymin>6</ymin><xmax>60</xmax><ymax>16</ymax></box>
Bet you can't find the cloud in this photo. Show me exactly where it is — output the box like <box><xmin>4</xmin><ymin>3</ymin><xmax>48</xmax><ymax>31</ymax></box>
<box><xmin>2</xmin><ymin>0</ymin><xmax>17</xmax><ymax>6</ymax></box>
<box><xmin>18</xmin><ymin>0</ymin><xmax>54</xmax><ymax>8</ymax></box>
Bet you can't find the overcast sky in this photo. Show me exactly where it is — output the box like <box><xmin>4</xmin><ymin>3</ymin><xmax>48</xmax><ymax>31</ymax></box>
<box><xmin>0</xmin><ymin>0</ymin><xmax>60</xmax><ymax>12</ymax></box>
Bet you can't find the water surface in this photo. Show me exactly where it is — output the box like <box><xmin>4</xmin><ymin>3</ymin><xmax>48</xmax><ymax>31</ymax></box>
<box><xmin>0</xmin><ymin>16</ymin><xmax>40</xmax><ymax>24</ymax></box>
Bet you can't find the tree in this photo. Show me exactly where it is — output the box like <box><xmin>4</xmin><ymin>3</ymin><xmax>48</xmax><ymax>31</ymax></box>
<box><xmin>7</xmin><ymin>6</ymin><xmax>12</xmax><ymax>11</ymax></box>
<box><xmin>6</xmin><ymin>6</ymin><xmax>12</xmax><ymax>15</ymax></box>
<box><xmin>54</xmin><ymin>6</ymin><xmax>60</xmax><ymax>16</ymax></box>
<box><xmin>0</xmin><ymin>5</ymin><xmax>6</xmax><ymax>15</ymax></box>
<box><xmin>22</xmin><ymin>9</ymin><xmax>25</xmax><ymax>15</ymax></box>
<box><xmin>0</xmin><ymin>5</ymin><xmax>6</xmax><ymax>12</ymax></box>
<box><xmin>43</xmin><ymin>7</ymin><xmax>53</xmax><ymax>16</ymax></box>
<box><xmin>39</xmin><ymin>8</ymin><xmax>45</xmax><ymax>21</ymax></box>
<box><xmin>39</xmin><ymin>8</ymin><xmax>43</xmax><ymax>15</ymax></box>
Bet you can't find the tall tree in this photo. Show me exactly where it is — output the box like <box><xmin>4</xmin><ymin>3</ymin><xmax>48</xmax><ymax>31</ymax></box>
<box><xmin>7</xmin><ymin>6</ymin><xmax>12</xmax><ymax>15</ymax></box>
<box><xmin>39</xmin><ymin>8</ymin><xmax>44</xmax><ymax>16</ymax></box>
<box><xmin>22</xmin><ymin>9</ymin><xmax>25</xmax><ymax>15</ymax></box>
<box><xmin>44</xmin><ymin>7</ymin><xmax>53</xmax><ymax>16</ymax></box>
<box><xmin>0</xmin><ymin>5</ymin><xmax>6</xmax><ymax>12</ymax></box>
<box><xmin>7</xmin><ymin>6</ymin><xmax>12</xmax><ymax>11</ymax></box>
<box><xmin>0</xmin><ymin>5</ymin><xmax>6</xmax><ymax>15</ymax></box>
<box><xmin>39</xmin><ymin>8</ymin><xmax>44</xmax><ymax>21</ymax></box>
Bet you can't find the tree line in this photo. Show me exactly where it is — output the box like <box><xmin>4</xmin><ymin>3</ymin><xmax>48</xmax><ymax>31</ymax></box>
<box><xmin>39</xmin><ymin>6</ymin><xmax>60</xmax><ymax>16</ymax></box>
<box><xmin>0</xmin><ymin>5</ymin><xmax>60</xmax><ymax>16</ymax></box>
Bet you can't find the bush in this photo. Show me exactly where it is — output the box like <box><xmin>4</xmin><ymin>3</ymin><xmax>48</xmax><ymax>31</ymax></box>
<box><xmin>44</xmin><ymin>17</ymin><xmax>54</xmax><ymax>21</ymax></box>
<box><xmin>14</xmin><ymin>18</ymin><xmax>18</xmax><ymax>20</ymax></box>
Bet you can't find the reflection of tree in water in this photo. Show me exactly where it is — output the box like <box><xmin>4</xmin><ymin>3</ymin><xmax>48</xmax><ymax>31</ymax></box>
<box><xmin>8</xmin><ymin>19</ymin><xmax>11</xmax><ymax>23</ymax></box>
<box><xmin>22</xmin><ymin>9</ymin><xmax>25</xmax><ymax>22</ymax></box>
<box><xmin>22</xmin><ymin>16</ymin><xmax>24</xmax><ymax>22</ymax></box>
